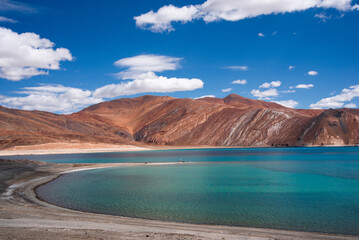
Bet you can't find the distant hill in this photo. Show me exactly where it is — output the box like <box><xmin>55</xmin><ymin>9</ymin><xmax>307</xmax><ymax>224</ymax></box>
<box><xmin>1</xmin><ymin>94</ymin><xmax>358</xmax><ymax>150</ymax></box>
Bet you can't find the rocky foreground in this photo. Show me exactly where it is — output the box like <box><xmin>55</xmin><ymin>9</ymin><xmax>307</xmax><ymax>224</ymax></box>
<box><xmin>1</xmin><ymin>94</ymin><xmax>358</xmax><ymax>150</ymax></box>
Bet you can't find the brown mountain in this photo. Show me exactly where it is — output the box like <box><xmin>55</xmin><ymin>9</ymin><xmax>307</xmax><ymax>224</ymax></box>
<box><xmin>1</xmin><ymin>94</ymin><xmax>358</xmax><ymax>150</ymax></box>
<box><xmin>0</xmin><ymin>106</ymin><xmax>133</xmax><ymax>150</ymax></box>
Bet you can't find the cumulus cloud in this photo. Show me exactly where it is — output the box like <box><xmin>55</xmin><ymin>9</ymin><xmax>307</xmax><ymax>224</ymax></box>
<box><xmin>308</xmin><ymin>70</ymin><xmax>318</xmax><ymax>76</ymax></box>
<box><xmin>296</xmin><ymin>84</ymin><xmax>314</xmax><ymax>89</ymax></box>
<box><xmin>272</xmin><ymin>100</ymin><xmax>299</xmax><ymax>108</ymax></box>
<box><xmin>94</xmin><ymin>73</ymin><xmax>203</xmax><ymax>98</ymax></box>
<box><xmin>259</xmin><ymin>81</ymin><xmax>281</xmax><ymax>88</ymax></box>
<box><xmin>195</xmin><ymin>95</ymin><xmax>216</xmax><ymax>99</ymax></box>
<box><xmin>251</xmin><ymin>81</ymin><xmax>282</xmax><ymax>100</ymax></box>
<box><xmin>259</xmin><ymin>83</ymin><xmax>271</xmax><ymax>88</ymax></box>
<box><xmin>289</xmin><ymin>66</ymin><xmax>295</xmax><ymax>71</ymax></box>
<box><xmin>222</xmin><ymin>88</ymin><xmax>232</xmax><ymax>93</ymax></box>
<box><xmin>258</xmin><ymin>32</ymin><xmax>265</xmax><ymax>37</ymax></box>
<box><xmin>0</xmin><ymin>84</ymin><xmax>102</xmax><ymax>113</ymax></box>
<box><xmin>134</xmin><ymin>5</ymin><xmax>199</xmax><ymax>32</ymax></box>
<box><xmin>225</xmin><ymin>65</ymin><xmax>248</xmax><ymax>71</ymax></box>
<box><xmin>135</xmin><ymin>0</ymin><xmax>356</xmax><ymax>32</ymax></box>
<box><xmin>251</xmin><ymin>88</ymin><xmax>279</xmax><ymax>100</ymax></box>
<box><xmin>310</xmin><ymin>84</ymin><xmax>359</xmax><ymax>109</ymax></box>
<box><xmin>0</xmin><ymin>16</ymin><xmax>16</xmax><ymax>23</ymax></box>
<box><xmin>345</xmin><ymin>103</ymin><xmax>357</xmax><ymax>108</ymax></box>
<box><xmin>95</xmin><ymin>54</ymin><xmax>204</xmax><ymax>98</ymax></box>
<box><xmin>0</xmin><ymin>27</ymin><xmax>73</xmax><ymax>81</ymax></box>
<box><xmin>232</xmin><ymin>79</ymin><xmax>247</xmax><ymax>85</ymax></box>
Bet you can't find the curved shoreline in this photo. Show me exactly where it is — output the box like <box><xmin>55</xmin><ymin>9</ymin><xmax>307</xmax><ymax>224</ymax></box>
<box><xmin>1</xmin><ymin>161</ymin><xmax>358</xmax><ymax>240</ymax></box>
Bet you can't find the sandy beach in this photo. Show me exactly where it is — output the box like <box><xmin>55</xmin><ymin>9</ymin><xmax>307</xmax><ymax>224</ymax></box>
<box><xmin>0</xmin><ymin>142</ymin><xmax>222</xmax><ymax>156</ymax></box>
<box><xmin>0</xmin><ymin>159</ymin><xmax>357</xmax><ymax>240</ymax></box>
<box><xmin>0</xmin><ymin>142</ymin><xmax>246</xmax><ymax>157</ymax></box>
<box><xmin>0</xmin><ymin>142</ymin><xmax>156</xmax><ymax>156</ymax></box>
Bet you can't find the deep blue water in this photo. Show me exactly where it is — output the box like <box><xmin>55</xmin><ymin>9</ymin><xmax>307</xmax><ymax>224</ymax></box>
<box><xmin>3</xmin><ymin>146</ymin><xmax>359</xmax><ymax>164</ymax></box>
<box><xmin>19</xmin><ymin>147</ymin><xmax>359</xmax><ymax>235</ymax></box>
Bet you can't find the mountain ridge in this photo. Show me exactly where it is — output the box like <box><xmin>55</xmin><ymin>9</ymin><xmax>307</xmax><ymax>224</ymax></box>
<box><xmin>0</xmin><ymin>94</ymin><xmax>358</xmax><ymax>150</ymax></box>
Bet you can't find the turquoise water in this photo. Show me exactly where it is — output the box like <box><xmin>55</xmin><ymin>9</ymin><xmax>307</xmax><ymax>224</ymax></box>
<box><xmin>4</xmin><ymin>147</ymin><xmax>359</xmax><ymax>166</ymax></box>
<box><xmin>35</xmin><ymin>147</ymin><xmax>359</xmax><ymax>235</ymax></box>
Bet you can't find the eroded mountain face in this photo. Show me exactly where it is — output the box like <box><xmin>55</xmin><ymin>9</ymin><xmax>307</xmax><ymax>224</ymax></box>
<box><xmin>1</xmin><ymin>94</ymin><xmax>358</xmax><ymax>149</ymax></box>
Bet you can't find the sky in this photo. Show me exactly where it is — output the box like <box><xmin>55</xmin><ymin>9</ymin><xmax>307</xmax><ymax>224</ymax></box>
<box><xmin>0</xmin><ymin>0</ymin><xmax>358</xmax><ymax>113</ymax></box>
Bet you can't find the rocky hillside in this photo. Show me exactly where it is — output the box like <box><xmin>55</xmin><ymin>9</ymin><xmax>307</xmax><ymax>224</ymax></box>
<box><xmin>0</xmin><ymin>94</ymin><xmax>358</xmax><ymax>149</ymax></box>
<box><xmin>0</xmin><ymin>106</ymin><xmax>133</xmax><ymax>150</ymax></box>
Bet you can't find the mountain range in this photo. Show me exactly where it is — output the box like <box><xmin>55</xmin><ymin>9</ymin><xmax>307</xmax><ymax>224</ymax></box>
<box><xmin>1</xmin><ymin>94</ymin><xmax>358</xmax><ymax>150</ymax></box>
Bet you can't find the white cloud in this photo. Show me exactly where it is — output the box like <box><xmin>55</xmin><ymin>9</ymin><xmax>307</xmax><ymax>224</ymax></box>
<box><xmin>296</xmin><ymin>84</ymin><xmax>314</xmax><ymax>89</ymax></box>
<box><xmin>310</xmin><ymin>100</ymin><xmax>343</xmax><ymax>108</ymax></box>
<box><xmin>96</xmin><ymin>55</ymin><xmax>204</xmax><ymax>98</ymax></box>
<box><xmin>195</xmin><ymin>95</ymin><xmax>216</xmax><ymax>99</ymax></box>
<box><xmin>0</xmin><ymin>27</ymin><xmax>73</xmax><ymax>81</ymax></box>
<box><xmin>0</xmin><ymin>84</ymin><xmax>102</xmax><ymax>113</ymax></box>
<box><xmin>251</xmin><ymin>88</ymin><xmax>279</xmax><ymax>100</ymax></box>
<box><xmin>272</xmin><ymin>100</ymin><xmax>299</xmax><ymax>108</ymax></box>
<box><xmin>201</xmin><ymin>0</ymin><xmax>353</xmax><ymax>21</ymax></box>
<box><xmin>258</xmin><ymin>32</ymin><xmax>265</xmax><ymax>37</ymax></box>
<box><xmin>222</xmin><ymin>88</ymin><xmax>232</xmax><ymax>93</ymax></box>
<box><xmin>310</xmin><ymin>84</ymin><xmax>359</xmax><ymax>109</ymax></box>
<box><xmin>259</xmin><ymin>81</ymin><xmax>281</xmax><ymax>88</ymax></box>
<box><xmin>114</xmin><ymin>54</ymin><xmax>182</xmax><ymax>79</ymax></box>
<box><xmin>135</xmin><ymin>0</ymin><xmax>356</xmax><ymax>32</ymax></box>
<box><xmin>0</xmin><ymin>0</ymin><xmax>35</xmax><ymax>13</ymax></box>
<box><xmin>94</xmin><ymin>73</ymin><xmax>203</xmax><ymax>98</ymax></box>
<box><xmin>308</xmin><ymin>70</ymin><xmax>318</xmax><ymax>76</ymax></box>
<box><xmin>232</xmin><ymin>79</ymin><xmax>247</xmax><ymax>85</ymax></box>
<box><xmin>225</xmin><ymin>65</ymin><xmax>248</xmax><ymax>71</ymax></box>
<box><xmin>352</xmin><ymin>4</ymin><xmax>359</xmax><ymax>10</ymax></box>
<box><xmin>282</xmin><ymin>90</ymin><xmax>296</xmax><ymax>93</ymax></box>
<box><xmin>272</xmin><ymin>31</ymin><xmax>278</xmax><ymax>36</ymax></box>
<box><xmin>134</xmin><ymin>5</ymin><xmax>199</xmax><ymax>32</ymax></box>
<box><xmin>0</xmin><ymin>54</ymin><xmax>204</xmax><ymax>111</ymax></box>
<box><xmin>345</xmin><ymin>103</ymin><xmax>356</xmax><ymax>108</ymax></box>
<box><xmin>0</xmin><ymin>16</ymin><xmax>16</xmax><ymax>23</ymax></box>
<box><xmin>289</xmin><ymin>66</ymin><xmax>295</xmax><ymax>71</ymax></box>
<box><xmin>271</xmin><ymin>81</ymin><xmax>281</xmax><ymax>87</ymax></box>
<box><xmin>314</xmin><ymin>12</ymin><xmax>331</xmax><ymax>21</ymax></box>
<box><xmin>259</xmin><ymin>82</ymin><xmax>271</xmax><ymax>88</ymax></box>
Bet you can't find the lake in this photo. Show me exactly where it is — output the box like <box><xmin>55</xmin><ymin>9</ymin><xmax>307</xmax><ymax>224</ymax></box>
<box><xmin>16</xmin><ymin>147</ymin><xmax>359</xmax><ymax>235</ymax></box>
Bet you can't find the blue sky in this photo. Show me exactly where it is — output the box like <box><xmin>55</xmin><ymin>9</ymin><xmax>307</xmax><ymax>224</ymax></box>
<box><xmin>0</xmin><ymin>0</ymin><xmax>358</xmax><ymax>113</ymax></box>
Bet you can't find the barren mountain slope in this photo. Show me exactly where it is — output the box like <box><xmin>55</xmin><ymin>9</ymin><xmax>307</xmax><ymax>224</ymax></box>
<box><xmin>69</xmin><ymin>96</ymin><xmax>175</xmax><ymax>135</ymax></box>
<box><xmin>197</xmin><ymin>94</ymin><xmax>286</xmax><ymax>109</ymax></box>
<box><xmin>297</xmin><ymin>109</ymin><xmax>359</xmax><ymax>145</ymax></box>
<box><xmin>1</xmin><ymin>94</ymin><xmax>358</xmax><ymax>150</ymax></box>
<box><xmin>0</xmin><ymin>106</ymin><xmax>132</xmax><ymax>150</ymax></box>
